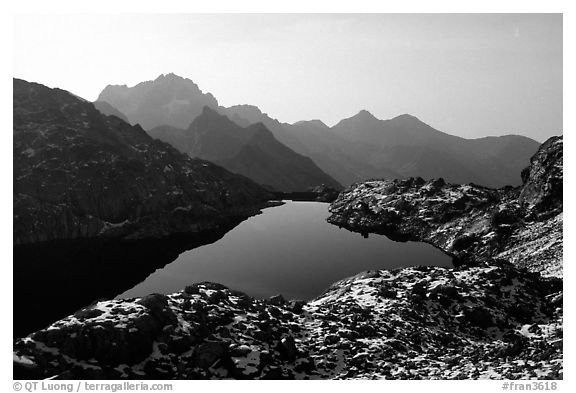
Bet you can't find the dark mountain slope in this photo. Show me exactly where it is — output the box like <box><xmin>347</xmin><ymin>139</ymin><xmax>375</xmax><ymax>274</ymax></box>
<box><xmin>288</xmin><ymin>119</ymin><xmax>401</xmax><ymax>184</ymax></box>
<box><xmin>149</xmin><ymin>107</ymin><xmax>342</xmax><ymax>192</ymax></box>
<box><xmin>217</xmin><ymin>123</ymin><xmax>343</xmax><ymax>192</ymax></box>
<box><xmin>13</xmin><ymin>79</ymin><xmax>269</xmax><ymax>245</ymax></box>
<box><xmin>225</xmin><ymin>107</ymin><xmax>400</xmax><ymax>185</ymax></box>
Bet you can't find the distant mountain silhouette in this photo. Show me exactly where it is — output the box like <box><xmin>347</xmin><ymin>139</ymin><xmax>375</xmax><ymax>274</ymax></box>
<box><xmin>96</xmin><ymin>74</ymin><xmax>541</xmax><ymax>188</ymax></box>
<box><xmin>224</xmin><ymin>106</ymin><xmax>400</xmax><ymax>185</ymax></box>
<box><xmin>284</xmin><ymin>118</ymin><xmax>401</xmax><ymax>185</ymax></box>
<box><xmin>226</xmin><ymin>107</ymin><xmax>540</xmax><ymax>187</ymax></box>
<box><xmin>330</xmin><ymin>111</ymin><xmax>541</xmax><ymax>187</ymax></box>
<box><xmin>149</xmin><ymin>107</ymin><xmax>342</xmax><ymax>192</ymax></box>
<box><xmin>225</xmin><ymin>105</ymin><xmax>310</xmax><ymax>154</ymax></box>
<box><xmin>97</xmin><ymin>73</ymin><xmax>219</xmax><ymax>130</ymax></box>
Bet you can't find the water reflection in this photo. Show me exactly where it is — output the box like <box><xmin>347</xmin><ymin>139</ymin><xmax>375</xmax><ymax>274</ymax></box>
<box><xmin>119</xmin><ymin>202</ymin><xmax>453</xmax><ymax>301</ymax></box>
<box><xmin>13</xmin><ymin>219</ymin><xmax>244</xmax><ymax>337</ymax></box>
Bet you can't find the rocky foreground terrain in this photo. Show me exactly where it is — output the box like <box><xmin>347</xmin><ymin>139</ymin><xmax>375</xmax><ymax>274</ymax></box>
<box><xmin>13</xmin><ymin>137</ymin><xmax>562</xmax><ymax>380</ymax></box>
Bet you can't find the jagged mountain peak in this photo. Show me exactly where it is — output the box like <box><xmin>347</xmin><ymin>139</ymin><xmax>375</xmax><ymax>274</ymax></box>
<box><xmin>226</xmin><ymin>104</ymin><xmax>268</xmax><ymax>120</ymax></box>
<box><xmin>100</xmin><ymin>83</ymin><xmax>128</xmax><ymax>91</ymax></box>
<box><xmin>353</xmin><ymin>109</ymin><xmax>379</xmax><ymax>121</ymax></box>
<box><xmin>293</xmin><ymin>119</ymin><xmax>329</xmax><ymax>129</ymax></box>
<box><xmin>228</xmin><ymin>104</ymin><xmax>262</xmax><ymax>112</ymax></box>
<box><xmin>156</xmin><ymin>72</ymin><xmax>185</xmax><ymax>81</ymax></box>
<box><xmin>199</xmin><ymin>105</ymin><xmax>222</xmax><ymax>117</ymax></box>
<box><xmin>96</xmin><ymin>74</ymin><xmax>219</xmax><ymax>130</ymax></box>
<box><xmin>246</xmin><ymin>122</ymin><xmax>274</xmax><ymax>138</ymax></box>
<box><xmin>335</xmin><ymin>109</ymin><xmax>381</xmax><ymax>127</ymax></box>
<box><xmin>357</xmin><ymin>109</ymin><xmax>375</xmax><ymax>116</ymax></box>
<box><xmin>192</xmin><ymin>106</ymin><xmax>238</xmax><ymax>129</ymax></box>
<box><xmin>151</xmin><ymin>73</ymin><xmax>203</xmax><ymax>90</ymax></box>
<box><xmin>187</xmin><ymin>106</ymin><xmax>239</xmax><ymax>133</ymax></box>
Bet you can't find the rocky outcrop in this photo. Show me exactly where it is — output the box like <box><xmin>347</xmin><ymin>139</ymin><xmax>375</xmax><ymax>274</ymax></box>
<box><xmin>519</xmin><ymin>136</ymin><xmax>563</xmax><ymax>219</ymax></box>
<box><xmin>13</xmin><ymin>266</ymin><xmax>562</xmax><ymax>379</ymax></box>
<box><xmin>13</xmin><ymin>79</ymin><xmax>271</xmax><ymax>245</ymax></box>
<box><xmin>308</xmin><ymin>184</ymin><xmax>341</xmax><ymax>202</ymax></box>
<box><xmin>328</xmin><ymin>136</ymin><xmax>563</xmax><ymax>278</ymax></box>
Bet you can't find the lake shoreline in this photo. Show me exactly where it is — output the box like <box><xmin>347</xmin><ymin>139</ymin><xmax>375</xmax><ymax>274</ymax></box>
<box><xmin>14</xmin><ymin>201</ymin><xmax>453</xmax><ymax>338</ymax></box>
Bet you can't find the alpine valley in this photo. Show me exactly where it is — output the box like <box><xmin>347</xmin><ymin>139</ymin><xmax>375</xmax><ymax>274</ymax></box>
<box><xmin>12</xmin><ymin>75</ymin><xmax>562</xmax><ymax>380</ymax></box>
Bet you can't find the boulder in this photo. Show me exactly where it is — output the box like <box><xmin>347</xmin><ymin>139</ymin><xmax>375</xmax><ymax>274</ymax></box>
<box><xmin>463</xmin><ymin>307</ymin><xmax>494</xmax><ymax>329</ymax></box>
<box><xmin>268</xmin><ymin>294</ymin><xmax>286</xmax><ymax>306</ymax></box>
<box><xmin>278</xmin><ymin>336</ymin><xmax>298</xmax><ymax>361</ymax></box>
<box><xmin>193</xmin><ymin>341</ymin><xmax>228</xmax><ymax>368</ymax></box>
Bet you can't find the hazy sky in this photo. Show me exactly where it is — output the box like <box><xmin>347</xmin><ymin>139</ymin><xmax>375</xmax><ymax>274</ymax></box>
<box><xmin>14</xmin><ymin>13</ymin><xmax>562</xmax><ymax>141</ymax></box>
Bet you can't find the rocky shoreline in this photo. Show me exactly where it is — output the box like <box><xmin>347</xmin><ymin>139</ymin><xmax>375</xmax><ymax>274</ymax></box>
<box><xmin>328</xmin><ymin>136</ymin><xmax>562</xmax><ymax>278</ymax></box>
<box><xmin>13</xmin><ymin>137</ymin><xmax>563</xmax><ymax>380</ymax></box>
<box><xmin>13</xmin><ymin>216</ymin><xmax>259</xmax><ymax>338</ymax></box>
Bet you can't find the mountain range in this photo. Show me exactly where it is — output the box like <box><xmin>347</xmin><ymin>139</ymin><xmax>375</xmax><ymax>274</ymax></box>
<box><xmin>13</xmin><ymin>78</ymin><xmax>269</xmax><ymax>245</ymax></box>
<box><xmin>224</xmin><ymin>104</ymin><xmax>540</xmax><ymax>188</ymax></box>
<box><xmin>97</xmin><ymin>73</ymin><xmax>541</xmax><ymax>189</ymax></box>
<box><xmin>148</xmin><ymin>107</ymin><xmax>342</xmax><ymax>192</ymax></box>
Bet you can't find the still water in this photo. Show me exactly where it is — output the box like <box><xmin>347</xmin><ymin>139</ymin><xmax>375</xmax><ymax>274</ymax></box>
<box><xmin>119</xmin><ymin>201</ymin><xmax>452</xmax><ymax>300</ymax></box>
